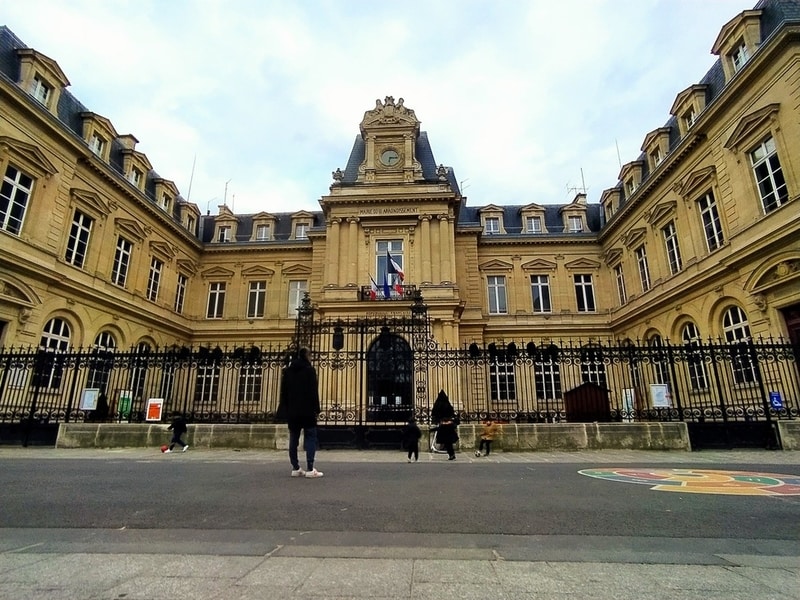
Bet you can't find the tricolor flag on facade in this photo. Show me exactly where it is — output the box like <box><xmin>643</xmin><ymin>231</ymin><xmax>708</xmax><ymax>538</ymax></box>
<box><xmin>382</xmin><ymin>272</ymin><xmax>391</xmax><ymax>299</ymax></box>
<box><xmin>387</xmin><ymin>251</ymin><xmax>405</xmax><ymax>281</ymax></box>
<box><xmin>368</xmin><ymin>275</ymin><xmax>379</xmax><ymax>300</ymax></box>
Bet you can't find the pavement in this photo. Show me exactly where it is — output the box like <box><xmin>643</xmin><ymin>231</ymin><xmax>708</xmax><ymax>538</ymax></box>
<box><xmin>1</xmin><ymin>448</ymin><xmax>799</xmax><ymax>600</ymax></box>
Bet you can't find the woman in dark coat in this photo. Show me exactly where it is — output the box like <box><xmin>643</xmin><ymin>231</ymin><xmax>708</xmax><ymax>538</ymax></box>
<box><xmin>431</xmin><ymin>390</ymin><xmax>458</xmax><ymax>460</ymax></box>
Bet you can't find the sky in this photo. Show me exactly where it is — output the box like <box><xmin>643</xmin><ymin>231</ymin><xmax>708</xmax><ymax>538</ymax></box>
<box><xmin>1</xmin><ymin>0</ymin><xmax>750</xmax><ymax>216</ymax></box>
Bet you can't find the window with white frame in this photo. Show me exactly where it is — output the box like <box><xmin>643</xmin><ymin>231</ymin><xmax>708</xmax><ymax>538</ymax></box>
<box><xmin>295</xmin><ymin>223</ymin><xmax>309</xmax><ymax>239</ymax></box>
<box><xmin>65</xmin><ymin>210</ymin><xmax>93</xmax><ymax>268</ymax></box>
<box><xmin>581</xmin><ymin>346</ymin><xmax>607</xmax><ymax>388</ymax></box>
<box><xmin>146</xmin><ymin>258</ymin><xmax>162</xmax><ymax>302</ymax></box>
<box><xmin>237</xmin><ymin>366</ymin><xmax>262</xmax><ymax>403</ymax></box>
<box><xmin>682</xmin><ymin>322</ymin><xmax>708</xmax><ymax>391</ymax></box>
<box><xmin>87</xmin><ymin>331</ymin><xmax>116</xmax><ymax>391</ymax></box>
<box><xmin>159</xmin><ymin>192</ymin><xmax>171</xmax><ymax>211</ymax></box>
<box><xmin>90</xmin><ymin>132</ymin><xmax>106</xmax><ymax>157</ymax></box>
<box><xmin>568</xmin><ymin>216</ymin><xmax>583</xmax><ymax>232</ymax></box>
<box><xmin>160</xmin><ymin>361</ymin><xmax>176</xmax><ymax>401</ymax></box>
<box><xmin>530</xmin><ymin>275</ymin><xmax>551</xmax><ymax>313</ymax></box>
<box><xmin>1</xmin><ymin>164</ymin><xmax>34</xmax><ymax>235</ymax></box>
<box><xmin>247</xmin><ymin>281</ymin><xmax>267</xmax><ymax>319</ymax></box>
<box><xmin>288</xmin><ymin>280</ymin><xmax>308</xmax><ymax>317</ymax></box>
<box><xmin>206</xmin><ymin>282</ymin><xmax>226</xmax><ymax>319</ymax></box>
<box><xmin>376</xmin><ymin>239</ymin><xmax>404</xmax><ymax>286</ymax></box>
<box><xmin>489</xmin><ymin>355</ymin><xmax>516</xmax><ymax>402</ymax></box>
<box><xmin>193</xmin><ymin>364</ymin><xmax>220</xmax><ymax>405</ymax></box>
<box><xmin>614</xmin><ymin>265</ymin><xmax>627</xmax><ymax>305</ymax></box>
<box><xmin>723</xmin><ymin>306</ymin><xmax>757</xmax><ymax>384</ymax></box>
<box><xmin>111</xmin><ymin>236</ymin><xmax>132</xmax><ymax>287</ymax></box>
<box><xmin>131</xmin><ymin>341</ymin><xmax>151</xmax><ymax>398</ymax></box>
<box><xmin>731</xmin><ymin>42</ymin><xmax>750</xmax><ymax>72</ymax></box>
<box><xmin>697</xmin><ymin>191</ymin><xmax>725</xmax><ymax>252</ymax></box>
<box><xmin>750</xmin><ymin>136</ymin><xmax>788</xmax><ymax>214</ymax></box>
<box><xmin>487</xmin><ymin>275</ymin><xmax>508</xmax><ymax>314</ymax></box>
<box><xmin>217</xmin><ymin>226</ymin><xmax>231</xmax><ymax>243</ymax></box>
<box><xmin>30</xmin><ymin>74</ymin><xmax>51</xmax><ymax>106</ymax></box>
<box><xmin>574</xmin><ymin>274</ymin><xmax>596</xmax><ymax>312</ymax></box>
<box><xmin>128</xmin><ymin>167</ymin><xmax>142</xmax><ymax>187</ymax></box>
<box><xmin>526</xmin><ymin>216</ymin><xmax>542</xmax><ymax>233</ymax></box>
<box><xmin>650</xmin><ymin>147</ymin><xmax>662</xmax><ymax>168</ymax></box>
<box><xmin>484</xmin><ymin>217</ymin><xmax>500</xmax><ymax>235</ymax></box>
<box><xmin>186</xmin><ymin>215</ymin><xmax>196</xmax><ymax>234</ymax></box>
<box><xmin>683</xmin><ymin>107</ymin><xmax>696</xmax><ymax>131</ymax></box>
<box><xmin>35</xmin><ymin>317</ymin><xmax>71</xmax><ymax>389</ymax></box>
<box><xmin>648</xmin><ymin>335</ymin><xmax>669</xmax><ymax>385</ymax></box>
<box><xmin>625</xmin><ymin>179</ymin><xmax>636</xmax><ymax>197</ymax></box>
<box><xmin>255</xmin><ymin>224</ymin><xmax>270</xmax><ymax>241</ymax></box>
<box><xmin>534</xmin><ymin>360</ymin><xmax>561</xmax><ymax>401</ymax></box>
<box><xmin>174</xmin><ymin>273</ymin><xmax>187</xmax><ymax>314</ymax></box>
<box><xmin>662</xmin><ymin>221</ymin><xmax>683</xmax><ymax>275</ymax></box>
<box><xmin>635</xmin><ymin>246</ymin><xmax>651</xmax><ymax>292</ymax></box>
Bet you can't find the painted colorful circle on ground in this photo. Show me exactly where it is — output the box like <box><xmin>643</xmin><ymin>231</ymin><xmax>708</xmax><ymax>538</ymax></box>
<box><xmin>578</xmin><ymin>468</ymin><xmax>800</xmax><ymax>496</ymax></box>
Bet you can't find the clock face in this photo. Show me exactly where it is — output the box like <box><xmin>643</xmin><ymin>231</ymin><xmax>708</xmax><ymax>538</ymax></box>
<box><xmin>380</xmin><ymin>149</ymin><xmax>400</xmax><ymax>166</ymax></box>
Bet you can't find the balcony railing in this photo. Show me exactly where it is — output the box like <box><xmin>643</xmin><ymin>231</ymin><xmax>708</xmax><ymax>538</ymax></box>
<box><xmin>359</xmin><ymin>284</ymin><xmax>418</xmax><ymax>301</ymax></box>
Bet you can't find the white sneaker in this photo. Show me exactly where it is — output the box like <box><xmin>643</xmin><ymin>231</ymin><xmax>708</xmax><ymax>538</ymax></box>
<box><xmin>164</xmin><ymin>449</ymin><xmax>172</xmax><ymax>453</ymax></box>
<box><xmin>182</xmin><ymin>445</ymin><xmax>189</xmax><ymax>452</ymax></box>
<box><xmin>407</xmin><ymin>457</ymin><xmax>412</xmax><ymax>463</ymax></box>
<box><xmin>305</xmin><ymin>468</ymin><xmax>324</xmax><ymax>478</ymax></box>
<box><xmin>291</xmin><ymin>468</ymin><xmax>306</xmax><ymax>477</ymax></box>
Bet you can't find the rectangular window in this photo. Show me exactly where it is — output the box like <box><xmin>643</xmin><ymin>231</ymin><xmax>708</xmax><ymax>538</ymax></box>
<box><xmin>535</xmin><ymin>360</ymin><xmax>561</xmax><ymax>401</ymax></box>
<box><xmin>30</xmin><ymin>74</ymin><xmax>51</xmax><ymax>105</ymax></box>
<box><xmin>186</xmin><ymin>215</ymin><xmax>196</xmax><ymax>234</ymax></box>
<box><xmin>128</xmin><ymin>168</ymin><xmax>142</xmax><ymax>187</ymax></box>
<box><xmin>159</xmin><ymin>193</ymin><xmax>171</xmax><ymax>211</ymax></box>
<box><xmin>237</xmin><ymin>366</ymin><xmax>263</xmax><ymax>403</ymax></box>
<box><xmin>1</xmin><ymin>165</ymin><xmax>33</xmax><ymax>235</ymax></box>
<box><xmin>65</xmin><ymin>210</ymin><xmax>93</xmax><ymax>268</ymax></box>
<box><xmin>255</xmin><ymin>224</ymin><xmax>270</xmax><ymax>240</ymax></box>
<box><xmin>247</xmin><ymin>281</ymin><xmax>267</xmax><ymax>318</ymax></box>
<box><xmin>526</xmin><ymin>216</ymin><xmax>542</xmax><ymax>233</ymax></box>
<box><xmin>650</xmin><ymin>148</ymin><xmax>662</xmax><ymax>168</ymax></box>
<box><xmin>217</xmin><ymin>226</ymin><xmax>231</xmax><ymax>243</ymax></box>
<box><xmin>288</xmin><ymin>280</ymin><xmax>308</xmax><ymax>317</ymax></box>
<box><xmin>574</xmin><ymin>274</ymin><xmax>596</xmax><ymax>312</ymax></box>
<box><xmin>625</xmin><ymin>180</ymin><xmax>636</xmax><ymax>197</ymax></box>
<box><xmin>750</xmin><ymin>136</ymin><xmax>788</xmax><ymax>214</ymax></box>
<box><xmin>635</xmin><ymin>245</ymin><xmax>651</xmax><ymax>292</ymax></box>
<box><xmin>487</xmin><ymin>275</ymin><xmax>508</xmax><ymax>314</ymax></box>
<box><xmin>614</xmin><ymin>265</ymin><xmax>627</xmax><ymax>305</ymax></box>
<box><xmin>295</xmin><ymin>223</ymin><xmax>308</xmax><ymax>239</ymax></box>
<box><xmin>146</xmin><ymin>258</ymin><xmax>162</xmax><ymax>302</ymax></box>
<box><xmin>662</xmin><ymin>221</ymin><xmax>683</xmax><ymax>275</ymax></box>
<box><xmin>484</xmin><ymin>217</ymin><xmax>500</xmax><ymax>235</ymax></box>
<box><xmin>732</xmin><ymin>42</ymin><xmax>750</xmax><ymax>72</ymax></box>
<box><xmin>193</xmin><ymin>365</ymin><xmax>220</xmax><ymax>406</ymax></box>
<box><xmin>111</xmin><ymin>236</ymin><xmax>132</xmax><ymax>287</ymax></box>
<box><xmin>489</xmin><ymin>358</ymin><xmax>516</xmax><ymax>402</ymax></box>
<box><xmin>530</xmin><ymin>275</ymin><xmax>551</xmax><ymax>313</ymax></box>
<box><xmin>90</xmin><ymin>132</ymin><xmax>106</xmax><ymax>157</ymax></box>
<box><xmin>698</xmin><ymin>191</ymin><xmax>725</xmax><ymax>251</ymax></box>
<box><xmin>174</xmin><ymin>273</ymin><xmax>187</xmax><ymax>314</ymax></box>
<box><xmin>206</xmin><ymin>282</ymin><xmax>226</xmax><ymax>318</ymax></box>
<box><xmin>568</xmin><ymin>216</ymin><xmax>583</xmax><ymax>232</ymax></box>
<box><xmin>683</xmin><ymin>107</ymin><xmax>696</xmax><ymax>131</ymax></box>
<box><xmin>376</xmin><ymin>239</ymin><xmax>404</xmax><ymax>288</ymax></box>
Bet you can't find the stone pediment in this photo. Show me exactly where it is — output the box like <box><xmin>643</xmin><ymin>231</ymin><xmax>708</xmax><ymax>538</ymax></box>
<box><xmin>115</xmin><ymin>217</ymin><xmax>148</xmax><ymax>242</ymax></box>
<box><xmin>605</xmin><ymin>248</ymin><xmax>623</xmax><ymax>265</ymax></box>
<box><xmin>478</xmin><ymin>259</ymin><xmax>513</xmax><ymax>272</ymax></box>
<box><xmin>674</xmin><ymin>166</ymin><xmax>716</xmax><ymax>199</ymax></box>
<box><xmin>646</xmin><ymin>201</ymin><xmax>677</xmax><ymax>226</ymax></box>
<box><xmin>252</xmin><ymin>211</ymin><xmax>277</xmax><ymax>220</ymax></box>
<box><xmin>16</xmin><ymin>48</ymin><xmax>70</xmax><ymax>86</ymax></box>
<box><xmin>360</xmin><ymin>96</ymin><xmax>420</xmax><ymax>132</ymax></box>
<box><xmin>80</xmin><ymin>112</ymin><xmax>119</xmax><ymax>138</ymax></box>
<box><xmin>520</xmin><ymin>203</ymin><xmax>545</xmax><ymax>212</ymax></box>
<box><xmin>176</xmin><ymin>259</ymin><xmax>197</xmax><ymax>275</ymax></box>
<box><xmin>724</xmin><ymin>104</ymin><xmax>780</xmax><ymax>152</ymax></box>
<box><xmin>521</xmin><ymin>258</ymin><xmax>557</xmax><ymax>271</ymax></box>
<box><xmin>564</xmin><ymin>257</ymin><xmax>600</xmax><ymax>270</ymax></box>
<box><xmin>241</xmin><ymin>265</ymin><xmax>275</xmax><ymax>277</ymax></box>
<box><xmin>70</xmin><ymin>188</ymin><xmax>111</xmax><ymax>217</ymax></box>
<box><xmin>291</xmin><ymin>210</ymin><xmax>315</xmax><ymax>219</ymax></box>
<box><xmin>0</xmin><ymin>136</ymin><xmax>58</xmax><ymax>176</ymax></box>
<box><xmin>0</xmin><ymin>276</ymin><xmax>39</xmax><ymax>305</ymax></box>
<box><xmin>201</xmin><ymin>266</ymin><xmax>235</xmax><ymax>279</ymax></box>
<box><xmin>282</xmin><ymin>263</ymin><xmax>312</xmax><ymax>276</ymax></box>
<box><xmin>149</xmin><ymin>240</ymin><xmax>175</xmax><ymax>261</ymax></box>
<box><xmin>479</xmin><ymin>204</ymin><xmax>505</xmax><ymax>214</ymax></box>
<box><xmin>621</xmin><ymin>228</ymin><xmax>647</xmax><ymax>249</ymax></box>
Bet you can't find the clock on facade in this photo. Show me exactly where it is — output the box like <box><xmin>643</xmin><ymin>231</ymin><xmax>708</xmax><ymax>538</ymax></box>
<box><xmin>380</xmin><ymin>149</ymin><xmax>400</xmax><ymax>166</ymax></box>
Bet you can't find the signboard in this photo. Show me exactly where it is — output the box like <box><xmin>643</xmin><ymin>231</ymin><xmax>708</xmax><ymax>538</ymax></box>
<box><xmin>145</xmin><ymin>398</ymin><xmax>164</xmax><ymax>422</ymax></box>
<box><xmin>79</xmin><ymin>388</ymin><xmax>100</xmax><ymax>411</ymax></box>
<box><xmin>650</xmin><ymin>384</ymin><xmax>671</xmax><ymax>408</ymax></box>
<box><xmin>769</xmin><ymin>391</ymin><xmax>784</xmax><ymax>410</ymax></box>
<box><xmin>118</xmin><ymin>390</ymin><xmax>132</xmax><ymax>418</ymax></box>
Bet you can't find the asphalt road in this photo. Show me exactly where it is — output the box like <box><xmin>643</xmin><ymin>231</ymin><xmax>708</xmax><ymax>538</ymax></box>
<box><xmin>3</xmin><ymin>453</ymin><xmax>799</xmax><ymax>541</ymax></box>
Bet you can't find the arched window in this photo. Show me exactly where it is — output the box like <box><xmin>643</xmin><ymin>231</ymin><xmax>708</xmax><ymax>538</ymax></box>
<box><xmin>648</xmin><ymin>334</ymin><xmax>669</xmax><ymax>385</ymax></box>
<box><xmin>87</xmin><ymin>331</ymin><xmax>116</xmax><ymax>390</ymax></box>
<box><xmin>722</xmin><ymin>306</ymin><xmax>756</xmax><ymax>384</ymax></box>
<box><xmin>131</xmin><ymin>341</ymin><xmax>151</xmax><ymax>399</ymax></box>
<box><xmin>36</xmin><ymin>318</ymin><xmax>71</xmax><ymax>389</ymax></box>
<box><xmin>681</xmin><ymin>322</ymin><xmax>708</xmax><ymax>391</ymax></box>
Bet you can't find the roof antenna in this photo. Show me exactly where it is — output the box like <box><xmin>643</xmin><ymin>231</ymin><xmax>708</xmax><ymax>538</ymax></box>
<box><xmin>186</xmin><ymin>154</ymin><xmax>196</xmax><ymax>201</ymax></box>
<box><xmin>615</xmin><ymin>139</ymin><xmax>622</xmax><ymax>169</ymax></box>
<box><xmin>224</xmin><ymin>179</ymin><xmax>232</xmax><ymax>208</ymax></box>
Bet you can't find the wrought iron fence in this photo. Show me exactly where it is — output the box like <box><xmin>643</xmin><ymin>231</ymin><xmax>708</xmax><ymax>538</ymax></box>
<box><xmin>0</xmin><ymin>338</ymin><xmax>797</xmax><ymax>429</ymax></box>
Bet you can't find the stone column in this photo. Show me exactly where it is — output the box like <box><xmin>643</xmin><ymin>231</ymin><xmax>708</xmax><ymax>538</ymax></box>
<box><xmin>439</xmin><ymin>214</ymin><xmax>452</xmax><ymax>283</ymax></box>
<box><xmin>420</xmin><ymin>214</ymin><xmax>432</xmax><ymax>284</ymax></box>
<box><xmin>431</xmin><ymin>217</ymin><xmax>441</xmax><ymax>284</ymax></box>
<box><xmin>326</xmin><ymin>218</ymin><xmax>341</xmax><ymax>286</ymax></box>
<box><xmin>347</xmin><ymin>217</ymin><xmax>360</xmax><ymax>286</ymax></box>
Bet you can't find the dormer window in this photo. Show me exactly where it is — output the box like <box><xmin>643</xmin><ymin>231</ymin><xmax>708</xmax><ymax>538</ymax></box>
<box><xmin>650</xmin><ymin>148</ymin><xmax>662</xmax><ymax>168</ymax></box>
<box><xmin>256</xmin><ymin>224</ymin><xmax>270</xmax><ymax>241</ymax></box>
<box><xmin>218</xmin><ymin>226</ymin><xmax>231</xmax><ymax>242</ymax></box>
<box><xmin>526</xmin><ymin>216</ymin><xmax>542</xmax><ymax>233</ymax></box>
<box><xmin>625</xmin><ymin>179</ymin><xmax>636</xmax><ymax>197</ymax></box>
<box><xmin>568</xmin><ymin>216</ymin><xmax>583</xmax><ymax>233</ymax></box>
<box><xmin>731</xmin><ymin>41</ymin><xmax>750</xmax><ymax>72</ymax></box>
<box><xmin>159</xmin><ymin>192</ymin><xmax>171</xmax><ymax>212</ymax></box>
<box><xmin>295</xmin><ymin>223</ymin><xmax>308</xmax><ymax>239</ymax></box>
<box><xmin>90</xmin><ymin>132</ymin><xmax>106</xmax><ymax>157</ymax></box>
<box><xmin>485</xmin><ymin>217</ymin><xmax>500</xmax><ymax>235</ymax></box>
<box><xmin>128</xmin><ymin>168</ymin><xmax>142</xmax><ymax>188</ymax></box>
<box><xmin>30</xmin><ymin>74</ymin><xmax>51</xmax><ymax>106</ymax></box>
<box><xmin>186</xmin><ymin>215</ymin><xmax>195</xmax><ymax>234</ymax></box>
<box><xmin>683</xmin><ymin>108</ymin><xmax>696</xmax><ymax>131</ymax></box>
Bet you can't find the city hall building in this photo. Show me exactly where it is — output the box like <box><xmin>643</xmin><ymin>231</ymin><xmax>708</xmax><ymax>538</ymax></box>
<box><xmin>0</xmin><ymin>0</ymin><xmax>798</xmax><ymax>448</ymax></box>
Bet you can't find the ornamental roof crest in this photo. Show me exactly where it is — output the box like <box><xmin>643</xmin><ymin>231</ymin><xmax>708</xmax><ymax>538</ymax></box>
<box><xmin>360</xmin><ymin>96</ymin><xmax>420</xmax><ymax>132</ymax></box>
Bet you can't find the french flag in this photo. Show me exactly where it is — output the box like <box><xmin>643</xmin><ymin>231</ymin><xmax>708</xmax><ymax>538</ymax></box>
<box><xmin>369</xmin><ymin>275</ymin><xmax>379</xmax><ymax>300</ymax></box>
<box><xmin>382</xmin><ymin>272</ymin><xmax>391</xmax><ymax>299</ymax></box>
<box><xmin>387</xmin><ymin>251</ymin><xmax>405</xmax><ymax>281</ymax></box>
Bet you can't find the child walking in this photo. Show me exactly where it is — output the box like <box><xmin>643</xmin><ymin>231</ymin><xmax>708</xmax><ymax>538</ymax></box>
<box><xmin>401</xmin><ymin>417</ymin><xmax>422</xmax><ymax>462</ymax></box>
<box><xmin>476</xmin><ymin>418</ymin><xmax>499</xmax><ymax>457</ymax></box>
<box><xmin>166</xmin><ymin>414</ymin><xmax>189</xmax><ymax>453</ymax></box>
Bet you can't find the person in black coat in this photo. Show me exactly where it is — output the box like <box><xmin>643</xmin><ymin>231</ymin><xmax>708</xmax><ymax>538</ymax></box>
<box><xmin>401</xmin><ymin>417</ymin><xmax>422</xmax><ymax>462</ymax></box>
<box><xmin>277</xmin><ymin>348</ymin><xmax>324</xmax><ymax>478</ymax></box>
<box><xmin>430</xmin><ymin>390</ymin><xmax>459</xmax><ymax>460</ymax></box>
<box><xmin>166</xmin><ymin>414</ymin><xmax>188</xmax><ymax>452</ymax></box>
